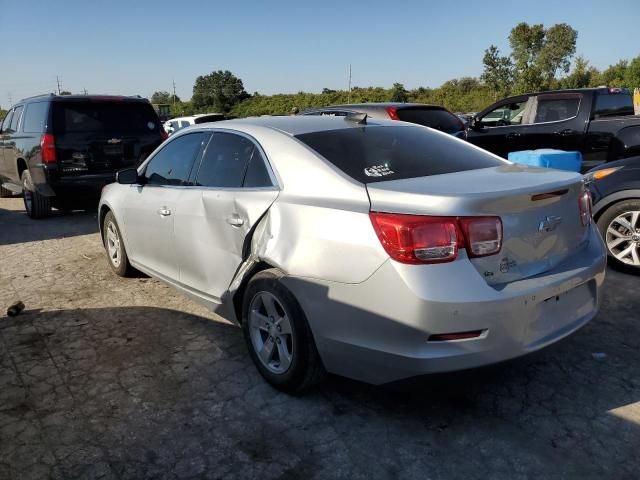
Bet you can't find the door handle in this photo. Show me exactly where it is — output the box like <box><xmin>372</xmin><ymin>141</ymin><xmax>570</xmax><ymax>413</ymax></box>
<box><xmin>157</xmin><ymin>207</ymin><xmax>171</xmax><ymax>217</ymax></box>
<box><xmin>226</xmin><ymin>215</ymin><xmax>244</xmax><ymax>227</ymax></box>
<box><xmin>555</xmin><ymin>129</ymin><xmax>576</xmax><ymax>136</ymax></box>
<box><xmin>506</xmin><ymin>132</ymin><xmax>521</xmax><ymax>139</ymax></box>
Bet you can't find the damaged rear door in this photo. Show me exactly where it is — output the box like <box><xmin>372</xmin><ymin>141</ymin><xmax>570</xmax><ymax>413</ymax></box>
<box><xmin>174</xmin><ymin>131</ymin><xmax>279</xmax><ymax>302</ymax></box>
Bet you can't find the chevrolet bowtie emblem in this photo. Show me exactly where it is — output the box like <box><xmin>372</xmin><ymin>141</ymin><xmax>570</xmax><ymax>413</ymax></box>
<box><xmin>107</xmin><ymin>138</ymin><xmax>122</xmax><ymax>144</ymax></box>
<box><xmin>539</xmin><ymin>215</ymin><xmax>563</xmax><ymax>232</ymax></box>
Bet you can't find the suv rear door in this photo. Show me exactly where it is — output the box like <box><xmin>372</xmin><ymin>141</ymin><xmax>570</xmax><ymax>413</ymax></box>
<box><xmin>51</xmin><ymin>100</ymin><xmax>163</xmax><ymax>176</ymax></box>
<box><xmin>0</xmin><ymin>106</ymin><xmax>23</xmax><ymax>182</ymax></box>
<box><xmin>0</xmin><ymin>110</ymin><xmax>15</xmax><ymax>181</ymax></box>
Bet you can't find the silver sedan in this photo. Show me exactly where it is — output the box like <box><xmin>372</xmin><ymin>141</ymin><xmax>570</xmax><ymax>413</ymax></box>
<box><xmin>99</xmin><ymin>115</ymin><xmax>606</xmax><ymax>392</ymax></box>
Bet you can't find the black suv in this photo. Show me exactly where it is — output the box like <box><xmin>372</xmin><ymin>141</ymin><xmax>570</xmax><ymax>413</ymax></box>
<box><xmin>0</xmin><ymin>94</ymin><xmax>167</xmax><ymax>218</ymax></box>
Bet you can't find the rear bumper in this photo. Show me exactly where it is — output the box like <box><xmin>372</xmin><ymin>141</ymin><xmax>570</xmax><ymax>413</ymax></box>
<box><xmin>34</xmin><ymin>165</ymin><xmax>115</xmax><ymax>197</ymax></box>
<box><xmin>282</xmin><ymin>225</ymin><xmax>607</xmax><ymax>385</ymax></box>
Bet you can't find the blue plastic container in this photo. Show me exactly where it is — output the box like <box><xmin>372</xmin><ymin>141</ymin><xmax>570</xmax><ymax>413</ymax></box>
<box><xmin>507</xmin><ymin>149</ymin><xmax>582</xmax><ymax>172</ymax></box>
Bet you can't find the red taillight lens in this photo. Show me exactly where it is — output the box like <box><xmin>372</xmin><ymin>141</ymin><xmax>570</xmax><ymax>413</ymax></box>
<box><xmin>370</xmin><ymin>212</ymin><xmax>503</xmax><ymax>264</ymax></box>
<box><xmin>579</xmin><ymin>189</ymin><xmax>592</xmax><ymax>226</ymax></box>
<box><xmin>385</xmin><ymin>106</ymin><xmax>400</xmax><ymax>120</ymax></box>
<box><xmin>370</xmin><ymin>213</ymin><xmax>461</xmax><ymax>264</ymax></box>
<box><xmin>160</xmin><ymin>129</ymin><xmax>169</xmax><ymax>141</ymax></box>
<box><xmin>458</xmin><ymin>217</ymin><xmax>503</xmax><ymax>257</ymax></box>
<box><xmin>40</xmin><ymin>134</ymin><xmax>56</xmax><ymax>164</ymax></box>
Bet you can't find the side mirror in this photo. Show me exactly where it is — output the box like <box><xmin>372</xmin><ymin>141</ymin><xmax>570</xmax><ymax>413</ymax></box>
<box><xmin>469</xmin><ymin>116</ymin><xmax>481</xmax><ymax>130</ymax></box>
<box><xmin>116</xmin><ymin>168</ymin><xmax>139</xmax><ymax>185</ymax></box>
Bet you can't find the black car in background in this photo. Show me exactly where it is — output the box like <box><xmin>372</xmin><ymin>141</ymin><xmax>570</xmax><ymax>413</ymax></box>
<box><xmin>301</xmin><ymin>103</ymin><xmax>467</xmax><ymax>138</ymax></box>
<box><xmin>0</xmin><ymin>94</ymin><xmax>167</xmax><ymax>218</ymax></box>
<box><xmin>586</xmin><ymin>155</ymin><xmax>640</xmax><ymax>271</ymax></box>
<box><xmin>468</xmin><ymin>87</ymin><xmax>640</xmax><ymax>170</ymax></box>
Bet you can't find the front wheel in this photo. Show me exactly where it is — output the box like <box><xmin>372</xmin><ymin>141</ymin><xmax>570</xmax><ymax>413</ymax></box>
<box><xmin>102</xmin><ymin>211</ymin><xmax>133</xmax><ymax>277</ymax></box>
<box><xmin>21</xmin><ymin>170</ymin><xmax>51</xmax><ymax>219</ymax></box>
<box><xmin>242</xmin><ymin>270</ymin><xmax>325</xmax><ymax>393</ymax></box>
<box><xmin>596</xmin><ymin>199</ymin><xmax>640</xmax><ymax>271</ymax></box>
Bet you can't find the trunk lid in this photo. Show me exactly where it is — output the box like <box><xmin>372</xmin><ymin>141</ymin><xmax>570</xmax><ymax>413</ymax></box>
<box><xmin>366</xmin><ymin>164</ymin><xmax>589</xmax><ymax>285</ymax></box>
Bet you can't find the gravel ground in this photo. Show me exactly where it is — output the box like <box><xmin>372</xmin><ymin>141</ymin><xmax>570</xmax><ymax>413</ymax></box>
<box><xmin>0</xmin><ymin>197</ymin><xmax>639</xmax><ymax>479</ymax></box>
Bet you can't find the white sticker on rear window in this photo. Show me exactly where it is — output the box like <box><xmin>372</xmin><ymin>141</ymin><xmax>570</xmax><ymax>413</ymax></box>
<box><xmin>364</xmin><ymin>165</ymin><xmax>394</xmax><ymax>177</ymax></box>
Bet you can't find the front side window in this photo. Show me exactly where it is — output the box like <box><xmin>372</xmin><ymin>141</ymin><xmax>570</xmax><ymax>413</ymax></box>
<box><xmin>9</xmin><ymin>106</ymin><xmax>23</xmax><ymax>132</ymax></box>
<box><xmin>480</xmin><ymin>100</ymin><xmax>528</xmax><ymax>127</ymax></box>
<box><xmin>533</xmin><ymin>95</ymin><xmax>580</xmax><ymax>123</ymax></box>
<box><xmin>143</xmin><ymin>132</ymin><xmax>208</xmax><ymax>186</ymax></box>
<box><xmin>296</xmin><ymin>125</ymin><xmax>504</xmax><ymax>184</ymax></box>
<box><xmin>23</xmin><ymin>102</ymin><xmax>49</xmax><ymax>133</ymax></box>
<box><xmin>195</xmin><ymin>132</ymin><xmax>267</xmax><ymax>188</ymax></box>
<box><xmin>180</xmin><ymin>120</ymin><xmax>191</xmax><ymax>128</ymax></box>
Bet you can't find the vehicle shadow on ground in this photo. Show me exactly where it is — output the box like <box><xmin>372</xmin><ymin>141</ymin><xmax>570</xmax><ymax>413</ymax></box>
<box><xmin>0</xmin><ymin>206</ymin><xmax>98</xmax><ymax>246</ymax></box>
<box><xmin>1</xmin><ymin>272</ymin><xmax>638</xmax><ymax>479</ymax></box>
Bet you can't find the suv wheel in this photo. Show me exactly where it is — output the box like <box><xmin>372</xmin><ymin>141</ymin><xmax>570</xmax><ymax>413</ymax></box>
<box><xmin>242</xmin><ymin>270</ymin><xmax>325</xmax><ymax>393</ymax></box>
<box><xmin>102</xmin><ymin>211</ymin><xmax>133</xmax><ymax>277</ymax></box>
<box><xmin>597</xmin><ymin>199</ymin><xmax>640</xmax><ymax>271</ymax></box>
<box><xmin>21</xmin><ymin>170</ymin><xmax>51</xmax><ymax>219</ymax></box>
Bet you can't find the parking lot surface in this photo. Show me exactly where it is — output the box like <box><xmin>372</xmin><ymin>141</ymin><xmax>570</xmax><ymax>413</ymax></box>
<box><xmin>1</xmin><ymin>197</ymin><xmax>639</xmax><ymax>479</ymax></box>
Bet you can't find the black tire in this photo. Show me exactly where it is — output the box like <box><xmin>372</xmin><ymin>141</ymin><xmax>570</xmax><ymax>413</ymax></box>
<box><xmin>242</xmin><ymin>270</ymin><xmax>325</xmax><ymax>393</ymax></box>
<box><xmin>596</xmin><ymin>199</ymin><xmax>640</xmax><ymax>272</ymax></box>
<box><xmin>21</xmin><ymin>170</ymin><xmax>51</xmax><ymax>219</ymax></box>
<box><xmin>0</xmin><ymin>185</ymin><xmax>13</xmax><ymax>198</ymax></box>
<box><xmin>102</xmin><ymin>211</ymin><xmax>134</xmax><ymax>277</ymax></box>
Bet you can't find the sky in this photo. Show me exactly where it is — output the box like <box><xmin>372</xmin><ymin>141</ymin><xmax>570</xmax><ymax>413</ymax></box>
<box><xmin>1</xmin><ymin>0</ymin><xmax>639</xmax><ymax>106</ymax></box>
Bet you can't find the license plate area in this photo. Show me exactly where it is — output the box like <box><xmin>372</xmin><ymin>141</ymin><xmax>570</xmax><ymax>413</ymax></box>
<box><xmin>524</xmin><ymin>281</ymin><xmax>595</xmax><ymax>345</ymax></box>
<box><xmin>104</xmin><ymin>145</ymin><xmax>124</xmax><ymax>156</ymax></box>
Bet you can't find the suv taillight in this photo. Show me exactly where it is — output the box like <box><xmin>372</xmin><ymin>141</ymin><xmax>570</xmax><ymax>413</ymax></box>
<box><xmin>40</xmin><ymin>134</ymin><xmax>57</xmax><ymax>164</ymax></box>
<box><xmin>369</xmin><ymin>212</ymin><xmax>502</xmax><ymax>264</ymax></box>
<box><xmin>579</xmin><ymin>189</ymin><xmax>592</xmax><ymax>226</ymax></box>
<box><xmin>385</xmin><ymin>106</ymin><xmax>400</xmax><ymax>120</ymax></box>
<box><xmin>160</xmin><ymin>129</ymin><xmax>168</xmax><ymax>141</ymax></box>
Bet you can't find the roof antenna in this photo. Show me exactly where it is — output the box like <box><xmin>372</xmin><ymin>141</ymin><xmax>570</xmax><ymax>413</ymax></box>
<box><xmin>345</xmin><ymin>112</ymin><xmax>367</xmax><ymax>124</ymax></box>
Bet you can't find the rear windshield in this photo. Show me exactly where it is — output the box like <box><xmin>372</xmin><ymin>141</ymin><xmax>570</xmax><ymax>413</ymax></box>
<box><xmin>396</xmin><ymin>108</ymin><xmax>463</xmax><ymax>133</ymax></box>
<box><xmin>296</xmin><ymin>125</ymin><xmax>504</xmax><ymax>184</ymax></box>
<box><xmin>52</xmin><ymin>101</ymin><xmax>159</xmax><ymax>134</ymax></box>
<box><xmin>593</xmin><ymin>93</ymin><xmax>634</xmax><ymax>118</ymax></box>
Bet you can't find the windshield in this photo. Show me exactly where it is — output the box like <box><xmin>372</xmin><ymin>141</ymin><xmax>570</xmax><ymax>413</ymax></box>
<box><xmin>296</xmin><ymin>125</ymin><xmax>504</xmax><ymax>184</ymax></box>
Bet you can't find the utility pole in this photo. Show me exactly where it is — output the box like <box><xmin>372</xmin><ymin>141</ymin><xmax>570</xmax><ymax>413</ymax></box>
<box><xmin>347</xmin><ymin>64</ymin><xmax>352</xmax><ymax>103</ymax></box>
<box><xmin>8</xmin><ymin>93</ymin><xmax>13</xmax><ymax>107</ymax></box>
<box><xmin>172</xmin><ymin>79</ymin><xmax>177</xmax><ymax>107</ymax></box>
<box><xmin>56</xmin><ymin>76</ymin><xmax>61</xmax><ymax>95</ymax></box>
<box><xmin>83</xmin><ymin>88</ymin><xmax>88</xmax><ymax>95</ymax></box>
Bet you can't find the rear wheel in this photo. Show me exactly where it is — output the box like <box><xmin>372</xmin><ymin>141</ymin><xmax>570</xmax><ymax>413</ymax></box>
<box><xmin>597</xmin><ymin>199</ymin><xmax>640</xmax><ymax>271</ymax></box>
<box><xmin>21</xmin><ymin>170</ymin><xmax>51</xmax><ymax>219</ymax></box>
<box><xmin>242</xmin><ymin>270</ymin><xmax>325</xmax><ymax>393</ymax></box>
<box><xmin>103</xmin><ymin>211</ymin><xmax>133</xmax><ymax>277</ymax></box>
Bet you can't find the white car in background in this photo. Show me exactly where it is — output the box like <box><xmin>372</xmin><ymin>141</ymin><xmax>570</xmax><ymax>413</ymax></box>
<box><xmin>164</xmin><ymin>113</ymin><xmax>225</xmax><ymax>135</ymax></box>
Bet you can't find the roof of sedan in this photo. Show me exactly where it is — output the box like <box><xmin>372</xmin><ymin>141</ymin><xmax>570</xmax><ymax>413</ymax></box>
<box><xmin>205</xmin><ymin>114</ymin><xmax>392</xmax><ymax>136</ymax></box>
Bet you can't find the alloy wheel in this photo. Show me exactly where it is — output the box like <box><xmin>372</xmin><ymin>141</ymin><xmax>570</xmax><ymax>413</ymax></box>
<box><xmin>605</xmin><ymin>211</ymin><xmax>640</xmax><ymax>266</ymax></box>
<box><xmin>248</xmin><ymin>291</ymin><xmax>294</xmax><ymax>374</ymax></box>
<box><xmin>106</xmin><ymin>221</ymin><xmax>122</xmax><ymax>268</ymax></box>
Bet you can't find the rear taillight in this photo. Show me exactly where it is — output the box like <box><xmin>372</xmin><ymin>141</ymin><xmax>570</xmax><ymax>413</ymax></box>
<box><xmin>369</xmin><ymin>212</ymin><xmax>502</xmax><ymax>264</ymax></box>
<box><xmin>458</xmin><ymin>217</ymin><xmax>503</xmax><ymax>257</ymax></box>
<box><xmin>579</xmin><ymin>189</ymin><xmax>592</xmax><ymax>226</ymax></box>
<box><xmin>160</xmin><ymin>129</ymin><xmax>169</xmax><ymax>141</ymax></box>
<box><xmin>40</xmin><ymin>134</ymin><xmax>56</xmax><ymax>164</ymax></box>
<box><xmin>385</xmin><ymin>106</ymin><xmax>400</xmax><ymax>120</ymax></box>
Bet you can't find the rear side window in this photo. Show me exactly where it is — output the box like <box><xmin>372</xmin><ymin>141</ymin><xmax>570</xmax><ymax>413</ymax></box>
<box><xmin>593</xmin><ymin>93</ymin><xmax>634</xmax><ymax>118</ymax></box>
<box><xmin>52</xmin><ymin>101</ymin><xmax>159</xmax><ymax>134</ymax></box>
<box><xmin>534</xmin><ymin>96</ymin><xmax>580</xmax><ymax>123</ymax></box>
<box><xmin>143</xmin><ymin>132</ymin><xmax>208</xmax><ymax>186</ymax></box>
<box><xmin>296</xmin><ymin>125</ymin><xmax>504</xmax><ymax>184</ymax></box>
<box><xmin>22</xmin><ymin>102</ymin><xmax>49</xmax><ymax>133</ymax></box>
<box><xmin>195</xmin><ymin>133</ymin><xmax>257</xmax><ymax>188</ymax></box>
<box><xmin>10</xmin><ymin>106</ymin><xmax>23</xmax><ymax>132</ymax></box>
<box><xmin>396</xmin><ymin>108</ymin><xmax>463</xmax><ymax>133</ymax></box>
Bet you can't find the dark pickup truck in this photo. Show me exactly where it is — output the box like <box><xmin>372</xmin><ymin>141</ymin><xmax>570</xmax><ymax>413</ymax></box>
<box><xmin>467</xmin><ymin>87</ymin><xmax>640</xmax><ymax>170</ymax></box>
